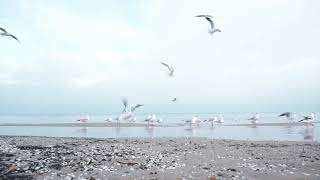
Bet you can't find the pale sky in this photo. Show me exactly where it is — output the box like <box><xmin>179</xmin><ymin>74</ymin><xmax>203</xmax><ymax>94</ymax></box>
<box><xmin>0</xmin><ymin>0</ymin><xmax>319</xmax><ymax>115</ymax></box>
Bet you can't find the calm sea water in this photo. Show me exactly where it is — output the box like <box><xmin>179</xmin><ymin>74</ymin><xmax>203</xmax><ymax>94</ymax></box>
<box><xmin>0</xmin><ymin>113</ymin><xmax>319</xmax><ymax>142</ymax></box>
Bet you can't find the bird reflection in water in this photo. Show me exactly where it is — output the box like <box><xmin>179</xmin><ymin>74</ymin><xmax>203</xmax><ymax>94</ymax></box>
<box><xmin>145</xmin><ymin>126</ymin><xmax>155</xmax><ymax>138</ymax></box>
<box><xmin>301</xmin><ymin>125</ymin><xmax>315</xmax><ymax>142</ymax></box>
<box><xmin>76</xmin><ymin>127</ymin><xmax>88</xmax><ymax>136</ymax></box>
<box><xmin>113</xmin><ymin>126</ymin><xmax>121</xmax><ymax>137</ymax></box>
<box><xmin>185</xmin><ymin>127</ymin><xmax>197</xmax><ymax>137</ymax></box>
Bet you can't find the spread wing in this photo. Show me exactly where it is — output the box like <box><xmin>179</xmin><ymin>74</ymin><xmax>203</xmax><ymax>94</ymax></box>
<box><xmin>195</xmin><ymin>15</ymin><xmax>213</xmax><ymax>18</ymax></box>
<box><xmin>121</xmin><ymin>98</ymin><xmax>128</xmax><ymax>112</ymax></box>
<box><xmin>160</xmin><ymin>62</ymin><xmax>171</xmax><ymax>71</ymax></box>
<box><xmin>9</xmin><ymin>34</ymin><xmax>20</xmax><ymax>43</ymax></box>
<box><xmin>205</xmin><ymin>17</ymin><xmax>215</xmax><ymax>29</ymax></box>
<box><xmin>0</xmin><ymin>27</ymin><xmax>7</xmax><ymax>33</ymax></box>
<box><xmin>130</xmin><ymin>104</ymin><xmax>143</xmax><ymax>112</ymax></box>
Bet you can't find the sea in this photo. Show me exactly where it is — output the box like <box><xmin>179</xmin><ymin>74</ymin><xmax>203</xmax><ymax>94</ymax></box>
<box><xmin>0</xmin><ymin>112</ymin><xmax>319</xmax><ymax>142</ymax></box>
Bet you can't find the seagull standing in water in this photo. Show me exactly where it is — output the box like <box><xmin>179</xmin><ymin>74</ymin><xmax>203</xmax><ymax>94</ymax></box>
<box><xmin>195</xmin><ymin>15</ymin><xmax>221</xmax><ymax>35</ymax></box>
<box><xmin>206</xmin><ymin>115</ymin><xmax>218</xmax><ymax>126</ymax></box>
<box><xmin>76</xmin><ymin>115</ymin><xmax>90</xmax><ymax>123</ymax></box>
<box><xmin>279</xmin><ymin>112</ymin><xmax>295</xmax><ymax>120</ymax></box>
<box><xmin>183</xmin><ymin>116</ymin><xmax>202</xmax><ymax>126</ymax></box>
<box><xmin>0</xmin><ymin>27</ymin><xmax>20</xmax><ymax>43</ymax></box>
<box><xmin>298</xmin><ymin>112</ymin><xmax>315</xmax><ymax>123</ymax></box>
<box><xmin>160</xmin><ymin>62</ymin><xmax>174</xmax><ymax>77</ymax></box>
<box><xmin>144</xmin><ymin>114</ymin><xmax>162</xmax><ymax>125</ymax></box>
<box><xmin>248</xmin><ymin>113</ymin><xmax>259</xmax><ymax>124</ymax></box>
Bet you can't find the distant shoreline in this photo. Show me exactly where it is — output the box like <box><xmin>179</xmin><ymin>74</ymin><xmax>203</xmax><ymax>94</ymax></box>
<box><xmin>0</xmin><ymin>121</ymin><xmax>318</xmax><ymax>127</ymax></box>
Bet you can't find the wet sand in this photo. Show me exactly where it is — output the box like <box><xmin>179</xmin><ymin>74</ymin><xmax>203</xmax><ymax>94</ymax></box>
<box><xmin>1</xmin><ymin>136</ymin><xmax>319</xmax><ymax>180</ymax></box>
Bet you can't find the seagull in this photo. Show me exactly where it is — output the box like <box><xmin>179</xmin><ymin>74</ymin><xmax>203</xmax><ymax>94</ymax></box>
<box><xmin>160</xmin><ymin>62</ymin><xmax>174</xmax><ymax>77</ymax></box>
<box><xmin>298</xmin><ymin>112</ymin><xmax>315</xmax><ymax>123</ymax></box>
<box><xmin>117</xmin><ymin>112</ymin><xmax>136</xmax><ymax>123</ymax></box>
<box><xmin>144</xmin><ymin>114</ymin><xmax>162</xmax><ymax>125</ymax></box>
<box><xmin>279</xmin><ymin>112</ymin><xmax>294</xmax><ymax>120</ymax></box>
<box><xmin>121</xmin><ymin>98</ymin><xmax>143</xmax><ymax>113</ymax></box>
<box><xmin>172</xmin><ymin>97</ymin><xmax>177</xmax><ymax>102</ymax></box>
<box><xmin>216</xmin><ymin>115</ymin><xmax>224</xmax><ymax>124</ymax></box>
<box><xmin>105</xmin><ymin>117</ymin><xmax>113</xmax><ymax>122</ymax></box>
<box><xmin>195</xmin><ymin>15</ymin><xmax>221</xmax><ymax>35</ymax></box>
<box><xmin>206</xmin><ymin>115</ymin><xmax>218</xmax><ymax>126</ymax></box>
<box><xmin>248</xmin><ymin>113</ymin><xmax>259</xmax><ymax>124</ymax></box>
<box><xmin>76</xmin><ymin>115</ymin><xmax>90</xmax><ymax>123</ymax></box>
<box><xmin>183</xmin><ymin>116</ymin><xmax>202</xmax><ymax>126</ymax></box>
<box><xmin>0</xmin><ymin>27</ymin><xmax>20</xmax><ymax>43</ymax></box>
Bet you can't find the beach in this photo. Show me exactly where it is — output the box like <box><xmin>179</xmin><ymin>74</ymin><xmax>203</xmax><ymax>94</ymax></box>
<box><xmin>1</xmin><ymin>136</ymin><xmax>319</xmax><ymax>180</ymax></box>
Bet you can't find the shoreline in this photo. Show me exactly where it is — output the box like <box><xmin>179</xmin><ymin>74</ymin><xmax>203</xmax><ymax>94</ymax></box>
<box><xmin>1</xmin><ymin>136</ymin><xmax>319</xmax><ymax>179</ymax></box>
<box><xmin>0</xmin><ymin>121</ymin><xmax>318</xmax><ymax>127</ymax></box>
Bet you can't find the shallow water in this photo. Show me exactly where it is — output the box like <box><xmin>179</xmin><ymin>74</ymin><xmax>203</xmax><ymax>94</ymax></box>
<box><xmin>0</xmin><ymin>113</ymin><xmax>319</xmax><ymax>142</ymax></box>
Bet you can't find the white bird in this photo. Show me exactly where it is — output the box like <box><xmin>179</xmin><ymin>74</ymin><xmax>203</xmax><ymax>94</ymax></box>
<box><xmin>116</xmin><ymin>112</ymin><xmax>136</xmax><ymax>123</ymax></box>
<box><xmin>298</xmin><ymin>112</ymin><xmax>315</xmax><ymax>122</ymax></box>
<box><xmin>113</xmin><ymin>98</ymin><xmax>141</xmax><ymax>124</ymax></box>
<box><xmin>76</xmin><ymin>115</ymin><xmax>90</xmax><ymax>123</ymax></box>
<box><xmin>122</xmin><ymin>98</ymin><xmax>143</xmax><ymax>113</ymax></box>
<box><xmin>144</xmin><ymin>114</ymin><xmax>162</xmax><ymax>125</ymax></box>
<box><xmin>279</xmin><ymin>112</ymin><xmax>294</xmax><ymax>120</ymax></box>
<box><xmin>160</xmin><ymin>62</ymin><xmax>174</xmax><ymax>77</ymax></box>
<box><xmin>195</xmin><ymin>15</ymin><xmax>221</xmax><ymax>35</ymax></box>
<box><xmin>206</xmin><ymin>116</ymin><xmax>218</xmax><ymax>126</ymax></box>
<box><xmin>105</xmin><ymin>117</ymin><xmax>113</xmax><ymax>122</ymax></box>
<box><xmin>215</xmin><ymin>115</ymin><xmax>224</xmax><ymax>124</ymax></box>
<box><xmin>248</xmin><ymin>113</ymin><xmax>259</xmax><ymax>124</ymax></box>
<box><xmin>0</xmin><ymin>27</ymin><xmax>20</xmax><ymax>43</ymax></box>
<box><xmin>183</xmin><ymin>116</ymin><xmax>201</xmax><ymax>126</ymax></box>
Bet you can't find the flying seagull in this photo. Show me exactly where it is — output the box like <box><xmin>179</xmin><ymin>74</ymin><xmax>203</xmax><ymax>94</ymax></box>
<box><xmin>298</xmin><ymin>113</ymin><xmax>315</xmax><ymax>122</ymax></box>
<box><xmin>248</xmin><ymin>113</ymin><xmax>259</xmax><ymax>124</ymax></box>
<box><xmin>160</xmin><ymin>62</ymin><xmax>174</xmax><ymax>77</ymax></box>
<box><xmin>279</xmin><ymin>112</ymin><xmax>294</xmax><ymax>120</ymax></box>
<box><xmin>121</xmin><ymin>98</ymin><xmax>143</xmax><ymax>113</ymax></box>
<box><xmin>0</xmin><ymin>27</ymin><xmax>20</xmax><ymax>43</ymax></box>
<box><xmin>195</xmin><ymin>15</ymin><xmax>221</xmax><ymax>35</ymax></box>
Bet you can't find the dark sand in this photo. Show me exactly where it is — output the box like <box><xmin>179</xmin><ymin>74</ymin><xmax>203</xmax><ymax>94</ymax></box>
<box><xmin>0</xmin><ymin>136</ymin><xmax>319</xmax><ymax>180</ymax></box>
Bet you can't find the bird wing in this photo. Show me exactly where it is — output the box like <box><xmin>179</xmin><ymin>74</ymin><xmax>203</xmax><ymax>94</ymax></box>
<box><xmin>205</xmin><ymin>17</ymin><xmax>215</xmax><ymax>29</ymax></box>
<box><xmin>9</xmin><ymin>34</ymin><xmax>20</xmax><ymax>43</ymax></box>
<box><xmin>160</xmin><ymin>62</ymin><xmax>172</xmax><ymax>71</ymax></box>
<box><xmin>195</xmin><ymin>15</ymin><xmax>213</xmax><ymax>18</ymax></box>
<box><xmin>298</xmin><ymin>116</ymin><xmax>308</xmax><ymax>122</ymax></box>
<box><xmin>121</xmin><ymin>98</ymin><xmax>128</xmax><ymax>112</ymax></box>
<box><xmin>0</xmin><ymin>27</ymin><xmax>7</xmax><ymax>33</ymax></box>
<box><xmin>131</xmin><ymin>104</ymin><xmax>143</xmax><ymax>112</ymax></box>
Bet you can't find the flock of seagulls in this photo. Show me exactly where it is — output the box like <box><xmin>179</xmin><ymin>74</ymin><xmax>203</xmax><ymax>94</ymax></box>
<box><xmin>1</xmin><ymin>14</ymin><xmax>220</xmax><ymax>44</ymax></box>
<box><xmin>1</xmin><ymin>18</ymin><xmax>317</xmax><ymax>128</ymax></box>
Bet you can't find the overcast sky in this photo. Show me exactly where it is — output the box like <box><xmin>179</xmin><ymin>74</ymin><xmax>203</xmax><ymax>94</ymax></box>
<box><xmin>0</xmin><ymin>0</ymin><xmax>319</xmax><ymax>115</ymax></box>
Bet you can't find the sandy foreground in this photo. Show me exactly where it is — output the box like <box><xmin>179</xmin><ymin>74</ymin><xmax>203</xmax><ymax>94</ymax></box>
<box><xmin>0</xmin><ymin>136</ymin><xmax>319</xmax><ymax>180</ymax></box>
